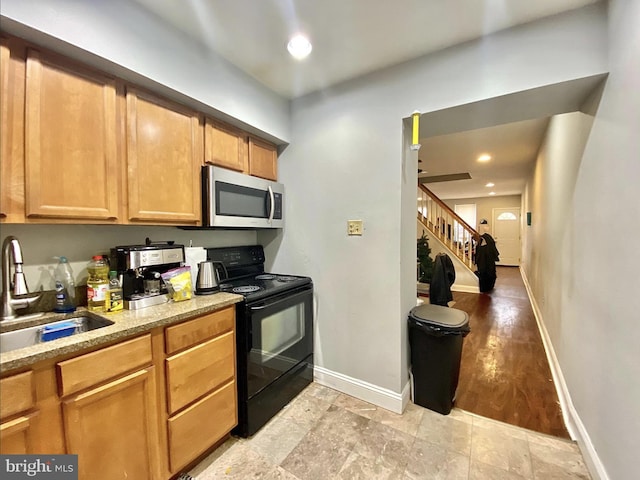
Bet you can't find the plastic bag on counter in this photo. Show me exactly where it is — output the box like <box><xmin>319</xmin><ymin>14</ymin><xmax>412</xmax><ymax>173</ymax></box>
<box><xmin>161</xmin><ymin>266</ymin><xmax>192</xmax><ymax>302</ymax></box>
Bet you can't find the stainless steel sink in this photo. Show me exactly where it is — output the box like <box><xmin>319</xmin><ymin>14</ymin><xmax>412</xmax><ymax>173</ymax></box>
<box><xmin>0</xmin><ymin>315</ymin><xmax>114</xmax><ymax>353</ymax></box>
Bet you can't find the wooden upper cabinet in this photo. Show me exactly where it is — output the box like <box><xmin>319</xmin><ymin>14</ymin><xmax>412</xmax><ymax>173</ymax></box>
<box><xmin>126</xmin><ymin>88</ymin><xmax>202</xmax><ymax>225</ymax></box>
<box><xmin>204</xmin><ymin>118</ymin><xmax>247</xmax><ymax>172</ymax></box>
<box><xmin>0</xmin><ymin>37</ymin><xmax>26</xmax><ymax>222</ymax></box>
<box><xmin>248</xmin><ymin>136</ymin><xmax>277</xmax><ymax>181</ymax></box>
<box><xmin>24</xmin><ymin>49</ymin><xmax>120</xmax><ymax>221</ymax></box>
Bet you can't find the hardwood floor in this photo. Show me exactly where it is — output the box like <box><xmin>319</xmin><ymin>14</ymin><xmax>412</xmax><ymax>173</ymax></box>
<box><xmin>453</xmin><ymin>266</ymin><xmax>570</xmax><ymax>438</ymax></box>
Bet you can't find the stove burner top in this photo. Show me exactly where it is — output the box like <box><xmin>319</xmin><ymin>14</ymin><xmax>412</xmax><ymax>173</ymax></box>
<box><xmin>233</xmin><ymin>285</ymin><xmax>261</xmax><ymax>294</ymax></box>
<box><xmin>255</xmin><ymin>274</ymin><xmax>276</xmax><ymax>280</ymax></box>
<box><xmin>277</xmin><ymin>276</ymin><xmax>298</xmax><ymax>282</ymax></box>
<box><xmin>219</xmin><ymin>283</ymin><xmax>234</xmax><ymax>289</ymax></box>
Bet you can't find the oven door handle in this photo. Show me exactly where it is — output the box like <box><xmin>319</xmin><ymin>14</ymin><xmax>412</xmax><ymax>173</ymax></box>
<box><xmin>248</xmin><ymin>287</ymin><xmax>311</xmax><ymax>312</ymax></box>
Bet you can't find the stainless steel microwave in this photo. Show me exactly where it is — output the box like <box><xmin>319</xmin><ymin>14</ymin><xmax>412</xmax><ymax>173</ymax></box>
<box><xmin>202</xmin><ymin>166</ymin><xmax>284</xmax><ymax>228</ymax></box>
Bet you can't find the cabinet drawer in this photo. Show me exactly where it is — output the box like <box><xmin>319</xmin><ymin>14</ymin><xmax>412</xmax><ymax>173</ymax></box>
<box><xmin>165</xmin><ymin>306</ymin><xmax>234</xmax><ymax>355</ymax></box>
<box><xmin>165</xmin><ymin>331</ymin><xmax>235</xmax><ymax>414</ymax></box>
<box><xmin>167</xmin><ymin>380</ymin><xmax>236</xmax><ymax>473</ymax></box>
<box><xmin>57</xmin><ymin>335</ymin><xmax>152</xmax><ymax>396</ymax></box>
<box><xmin>0</xmin><ymin>371</ymin><xmax>35</xmax><ymax>419</ymax></box>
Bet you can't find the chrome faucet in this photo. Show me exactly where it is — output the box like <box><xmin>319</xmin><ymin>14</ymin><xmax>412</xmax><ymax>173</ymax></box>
<box><xmin>1</xmin><ymin>236</ymin><xmax>41</xmax><ymax>321</ymax></box>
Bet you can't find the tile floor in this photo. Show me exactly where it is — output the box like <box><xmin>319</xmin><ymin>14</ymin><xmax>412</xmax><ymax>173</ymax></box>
<box><xmin>188</xmin><ymin>383</ymin><xmax>591</xmax><ymax>479</ymax></box>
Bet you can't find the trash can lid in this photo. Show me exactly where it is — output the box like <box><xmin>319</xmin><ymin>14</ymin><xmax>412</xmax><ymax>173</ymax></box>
<box><xmin>409</xmin><ymin>304</ymin><xmax>469</xmax><ymax>329</ymax></box>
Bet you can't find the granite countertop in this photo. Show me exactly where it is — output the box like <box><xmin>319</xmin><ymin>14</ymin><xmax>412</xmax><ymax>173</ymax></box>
<box><xmin>0</xmin><ymin>292</ymin><xmax>244</xmax><ymax>373</ymax></box>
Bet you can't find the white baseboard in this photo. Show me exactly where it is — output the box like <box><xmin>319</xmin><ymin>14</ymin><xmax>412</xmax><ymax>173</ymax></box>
<box><xmin>314</xmin><ymin>365</ymin><xmax>410</xmax><ymax>414</ymax></box>
<box><xmin>451</xmin><ymin>284</ymin><xmax>480</xmax><ymax>293</ymax></box>
<box><xmin>417</xmin><ymin>282</ymin><xmax>480</xmax><ymax>294</ymax></box>
<box><xmin>519</xmin><ymin>268</ymin><xmax>609</xmax><ymax>480</ymax></box>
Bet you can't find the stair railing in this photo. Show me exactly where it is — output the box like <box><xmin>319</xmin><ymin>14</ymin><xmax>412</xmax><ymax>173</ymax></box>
<box><xmin>417</xmin><ymin>183</ymin><xmax>479</xmax><ymax>270</ymax></box>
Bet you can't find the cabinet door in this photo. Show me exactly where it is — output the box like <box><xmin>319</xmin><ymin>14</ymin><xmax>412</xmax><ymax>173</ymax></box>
<box><xmin>248</xmin><ymin>136</ymin><xmax>278</xmax><ymax>181</ymax></box>
<box><xmin>204</xmin><ymin>118</ymin><xmax>247</xmax><ymax>172</ymax></box>
<box><xmin>0</xmin><ymin>414</ymin><xmax>38</xmax><ymax>454</ymax></box>
<box><xmin>126</xmin><ymin>88</ymin><xmax>202</xmax><ymax>225</ymax></box>
<box><xmin>24</xmin><ymin>49</ymin><xmax>120</xmax><ymax>221</ymax></box>
<box><xmin>62</xmin><ymin>368</ymin><xmax>160</xmax><ymax>480</ymax></box>
<box><xmin>0</xmin><ymin>371</ymin><xmax>37</xmax><ymax>454</ymax></box>
<box><xmin>0</xmin><ymin>37</ymin><xmax>26</xmax><ymax>222</ymax></box>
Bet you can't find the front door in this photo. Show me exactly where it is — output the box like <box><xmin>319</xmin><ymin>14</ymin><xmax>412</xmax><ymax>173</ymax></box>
<box><xmin>492</xmin><ymin>207</ymin><xmax>521</xmax><ymax>266</ymax></box>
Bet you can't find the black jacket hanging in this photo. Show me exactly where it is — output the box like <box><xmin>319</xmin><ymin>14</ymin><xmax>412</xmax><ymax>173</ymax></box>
<box><xmin>429</xmin><ymin>253</ymin><xmax>456</xmax><ymax>306</ymax></box>
<box><xmin>475</xmin><ymin>233</ymin><xmax>500</xmax><ymax>292</ymax></box>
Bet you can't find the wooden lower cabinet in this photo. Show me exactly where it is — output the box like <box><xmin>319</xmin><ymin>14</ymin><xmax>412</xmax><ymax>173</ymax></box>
<box><xmin>0</xmin><ymin>371</ymin><xmax>37</xmax><ymax>454</ymax></box>
<box><xmin>0</xmin><ymin>412</ymin><xmax>38</xmax><ymax>454</ymax></box>
<box><xmin>168</xmin><ymin>380</ymin><xmax>237</xmax><ymax>472</ymax></box>
<box><xmin>0</xmin><ymin>307</ymin><xmax>237</xmax><ymax>478</ymax></box>
<box><xmin>165</xmin><ymin>331</ymin><xmax>235</xmax><ymax>414</ymax></box>
<box><xmin>163</xmin><ymin>307</ymin><xmax>237</xmax><ymax>474</ymax></box>
<box><xmin>62</xmin><ymin>367</ymin><xmax>160</xmax><ymax>480</ymax></box>
<box><xmin>0</xmin><ymin>367</ymin><xmax>64</xmax><ymax>455</ymax></box>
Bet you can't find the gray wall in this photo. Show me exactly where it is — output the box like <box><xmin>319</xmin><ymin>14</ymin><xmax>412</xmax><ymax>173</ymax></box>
<box><xmin>521</xmin><ymin>1</ymin><xmax>640</xmax><ymax>477</ymax></box>
<box><xmin>0</xmin><ymin>224</ymin><xmax>256</xmax><ymax>292</ymax></box>
<box><xmin>0</xmin><ymin>0</ymin><xmax>290</xmax><ymax>143</ymax></box>
<box><xmin>265</xmin><ymin>3</ymin><xmax>608</xmax><ymax>403</ymax></box>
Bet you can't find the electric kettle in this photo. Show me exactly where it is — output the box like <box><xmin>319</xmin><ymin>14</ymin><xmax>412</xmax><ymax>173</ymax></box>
<box><xmin>195</xmin><ymin>260</ymin><xmax>227</xmax><ymax>295</ymax></box>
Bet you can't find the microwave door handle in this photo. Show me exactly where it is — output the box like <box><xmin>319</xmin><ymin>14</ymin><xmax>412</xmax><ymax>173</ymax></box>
<box><xmin>267</xmin><ymin>185</ymin><xmax>275</xmax><ymax>223</ymax></box>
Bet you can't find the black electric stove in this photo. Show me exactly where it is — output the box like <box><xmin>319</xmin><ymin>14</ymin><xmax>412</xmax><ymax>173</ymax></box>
<box><xmin>206</xmin><ymin>245</ymin><xmax>311</xmax><ymax>297</ymax></box>
<box><xmin>217</xmin><ymin>273</ymin><xmax>312</xmax><ymax>302</ymax></box>
<box><xmin>206</xmin><ymin>245</ymin><xmax>314</xmax><ymax>437</ymax></box>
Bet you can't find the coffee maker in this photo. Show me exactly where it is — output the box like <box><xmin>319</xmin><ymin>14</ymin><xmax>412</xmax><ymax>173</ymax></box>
<box><xmin>110</xmin><ymin>241</ymin><xmax>185</xmax><ymax>310</ymax></box>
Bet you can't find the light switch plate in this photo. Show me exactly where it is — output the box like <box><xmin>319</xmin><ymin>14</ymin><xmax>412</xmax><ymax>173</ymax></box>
<box><xmin>347</xmin><ymin>220</ymin><xmax>363</xmax><ymax>236</ymax></box>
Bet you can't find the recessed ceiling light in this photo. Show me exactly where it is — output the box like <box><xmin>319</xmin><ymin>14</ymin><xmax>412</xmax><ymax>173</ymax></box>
<box><xmin>477</xmin><ymin>154</ymin><xmax>492</xmax><ymax>162</ymax></box>
<box><xmin>489</xmin><ymin>191</ymin><xmax>496</xmax><ymax>196</ymax></box>
<box><xmin>485</xmin><ymin>182</ymin><xmax>495</xmax><ymax>187</ymax></box>
<box><xmin>287</xmin><ymin>34</ymin><xmax>312</xmax><ymax>60</ymax></box>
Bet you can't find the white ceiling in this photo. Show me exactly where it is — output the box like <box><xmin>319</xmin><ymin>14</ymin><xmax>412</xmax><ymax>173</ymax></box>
<box><xmin>131</xmin><ymin>0</ymin><xmax>601</xmax><ymax>200</ymax></box>
<box><xmin>419</xmin><ymin>118</ymin><xmax>550</xmax><ymax>199</ymax></box>
<box><xmin>133</xmin><ymin>0</ymin><xmax>599</xmax><ymax>99</ymax></box>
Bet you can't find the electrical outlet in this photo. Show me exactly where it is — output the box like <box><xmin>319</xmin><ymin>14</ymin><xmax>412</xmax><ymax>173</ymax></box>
<box><xmin>347</xmin><ymin>220</ymin><xmax>363</xmax><ymax>236</ymax></box>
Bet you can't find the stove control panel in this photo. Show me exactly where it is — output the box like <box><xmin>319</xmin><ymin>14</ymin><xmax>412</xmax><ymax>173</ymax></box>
<box><xmin>207</xmin><ymin>245</ymin><xmax>265</xmax><ymax>268</ymax></box>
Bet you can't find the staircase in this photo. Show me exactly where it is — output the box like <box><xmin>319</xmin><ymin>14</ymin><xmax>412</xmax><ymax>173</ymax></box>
<box><xmin>417</xmin><ymin>183</ymin><xmax>478</xmax><ymax>272</ymax></box>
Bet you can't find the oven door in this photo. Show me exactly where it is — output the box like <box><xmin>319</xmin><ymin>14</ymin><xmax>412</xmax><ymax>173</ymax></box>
<box><xmin>244</xmin><ymin>286</ymin><xmax>313</xmax><ymax>399</ymax></box>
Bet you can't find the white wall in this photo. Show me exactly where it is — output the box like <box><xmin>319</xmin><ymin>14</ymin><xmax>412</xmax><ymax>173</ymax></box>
<box><xmin>521</xmin><ymin>1</ymin><xmax>640</xmax><ymax>477</ymax></box>
<box><xmin>264</xmin><ymin>4</ymin><xmax>608</xmax><ymax>408</ymax></box>
<box><xmin>443</xmin><ymin>195</ymin><xmax>522</xmax><ymax>231</ymax></box>
<box><xmin>0</xmin><ymin>0</ymin><xmax>290</xmax><ymax>143</ymax></box>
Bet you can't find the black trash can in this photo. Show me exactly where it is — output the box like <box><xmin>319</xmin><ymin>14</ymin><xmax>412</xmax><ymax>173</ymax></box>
<box><xmin>408</xmin><ymin>304</ymin><xmax>470</xmax><ymax>415</ymax></box>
